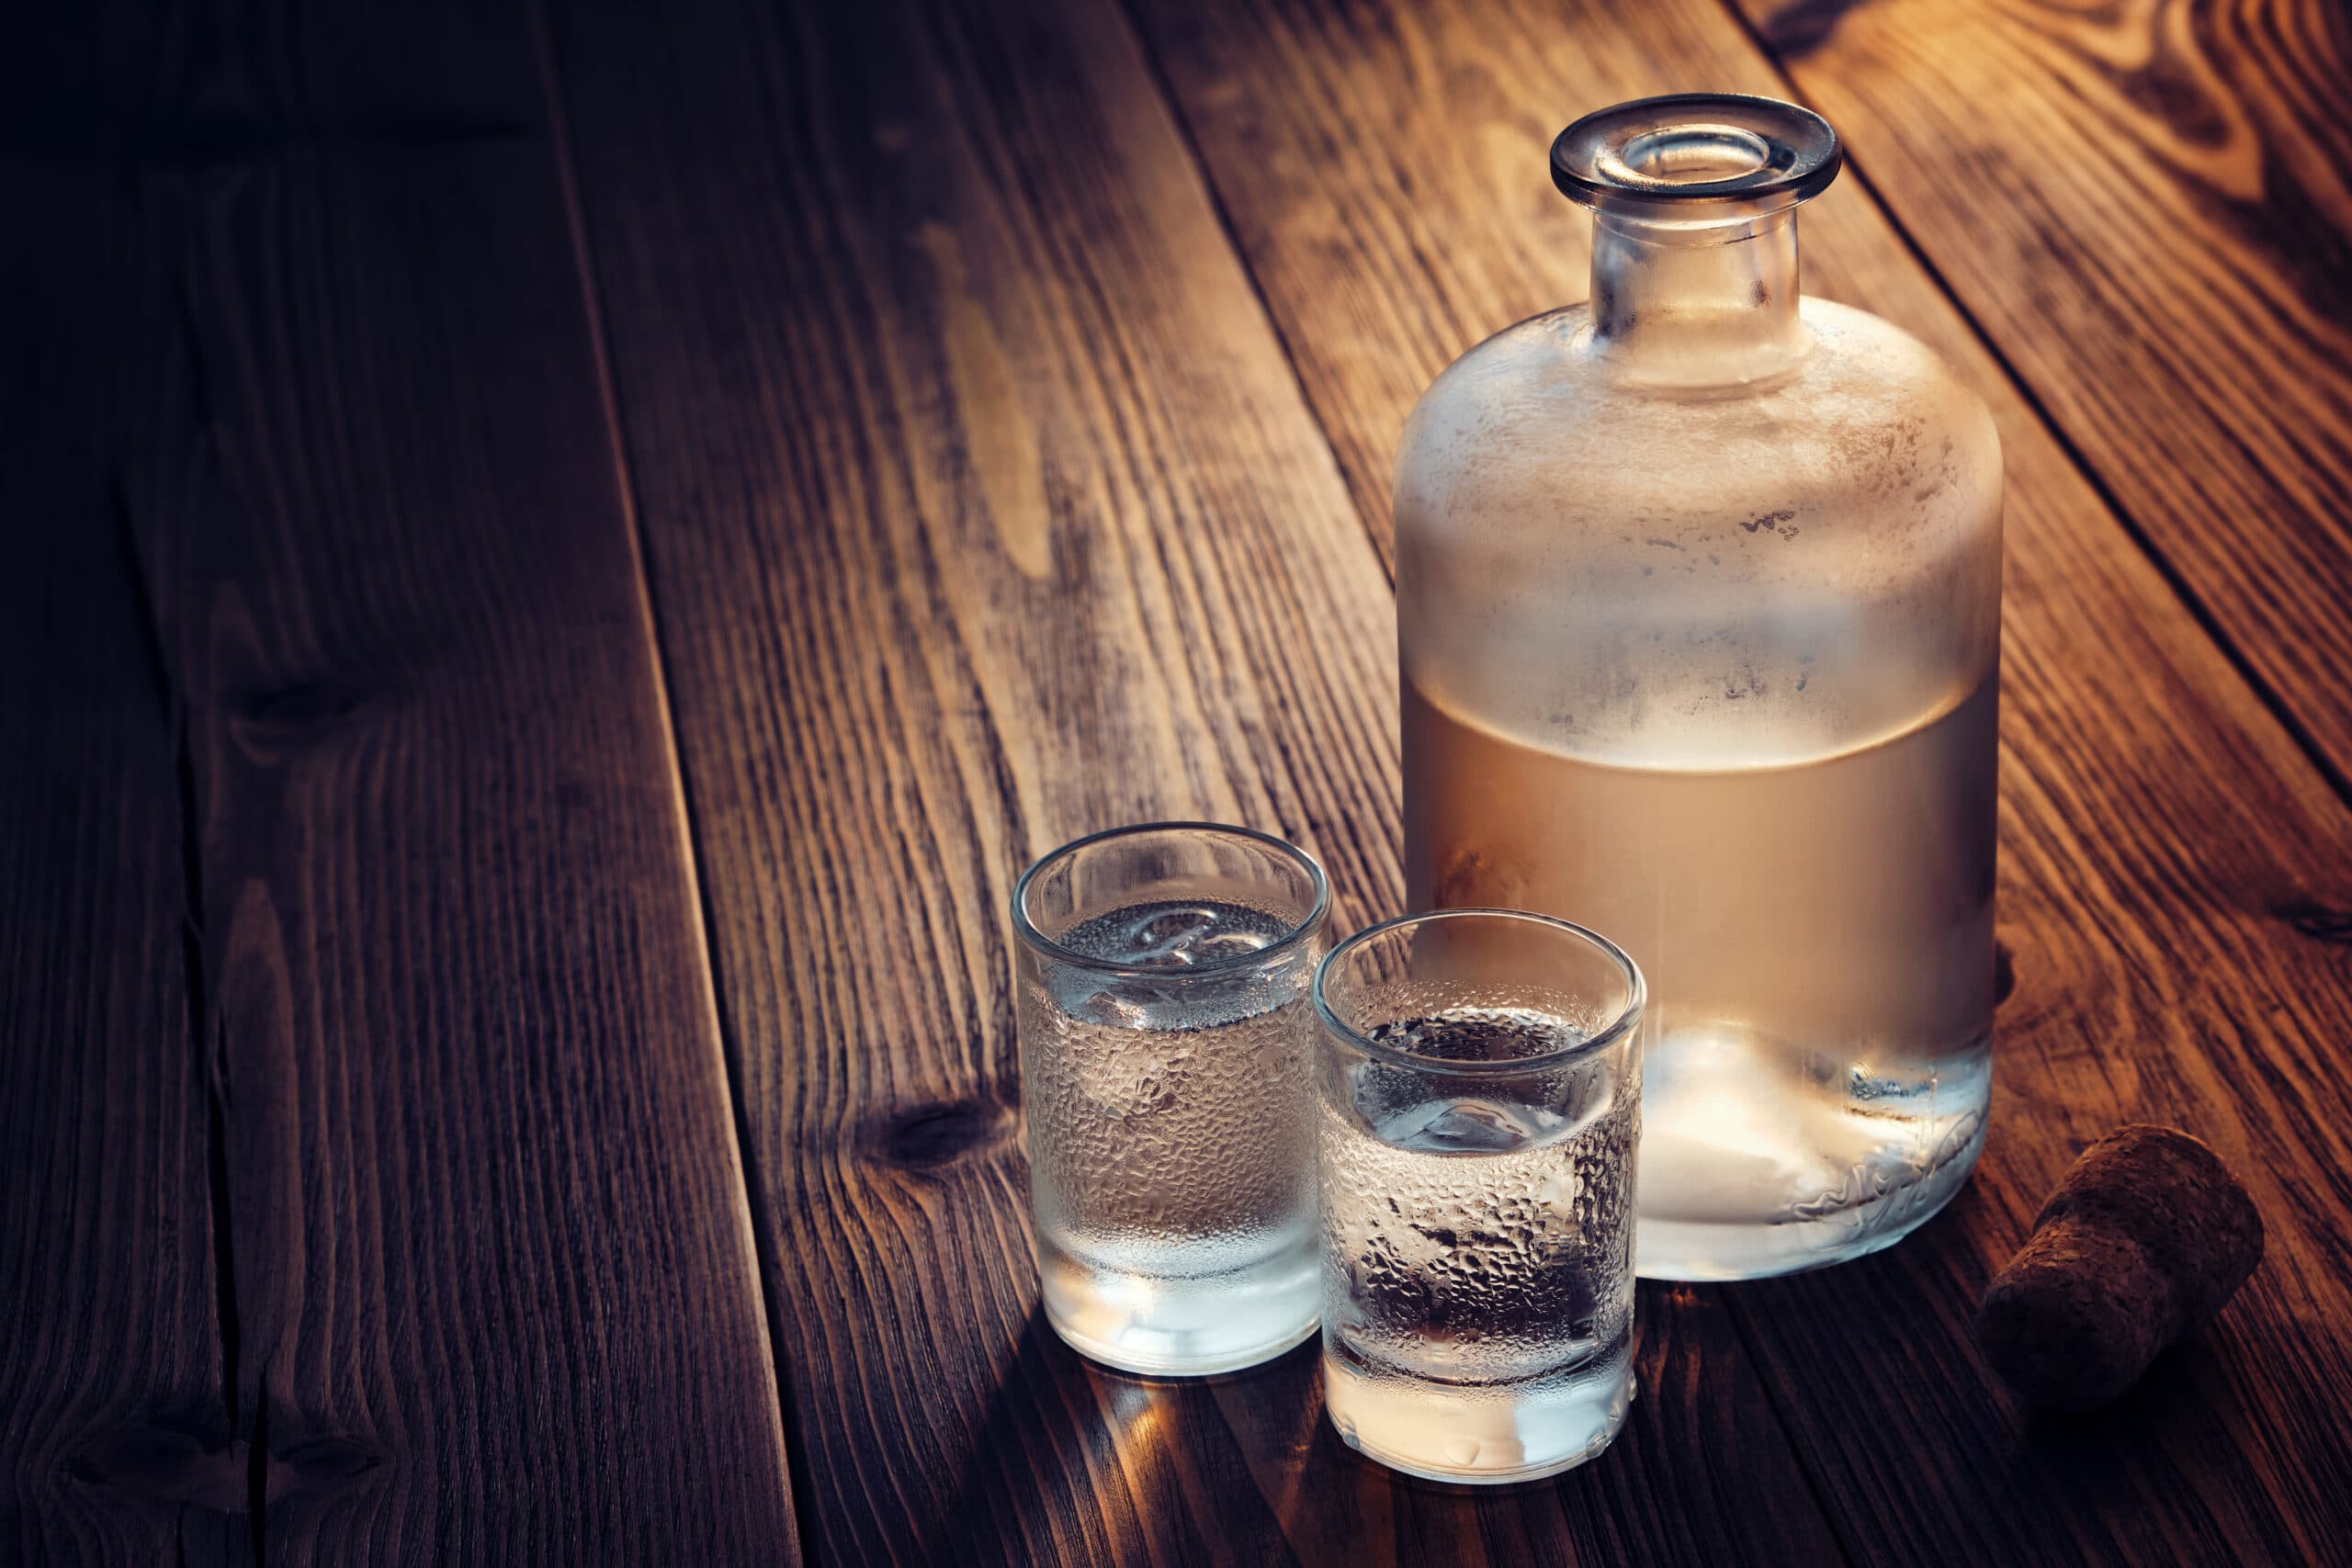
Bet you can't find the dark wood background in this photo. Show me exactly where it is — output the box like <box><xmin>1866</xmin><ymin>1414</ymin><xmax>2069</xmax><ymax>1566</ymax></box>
<box><xmin>3</xmin><ymin>0</ymin><xmax>2347</xmax><ymax>1563</ymax></box>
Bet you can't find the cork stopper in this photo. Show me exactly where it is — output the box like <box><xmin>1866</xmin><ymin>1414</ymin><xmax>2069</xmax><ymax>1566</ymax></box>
<box><xmin>1978</xmin><ymin>1125</ymin><xmax>2263</xmax><ymax>1409</ymax></box>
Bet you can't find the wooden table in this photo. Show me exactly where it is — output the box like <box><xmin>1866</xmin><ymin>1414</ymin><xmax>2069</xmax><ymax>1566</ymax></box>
<box><xmin>6</xmin><ymin>0</ymin><xmax>2348</xmax><ymax>1562</ymax></box>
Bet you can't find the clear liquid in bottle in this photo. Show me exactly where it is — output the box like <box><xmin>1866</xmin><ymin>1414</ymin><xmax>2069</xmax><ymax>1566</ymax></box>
<box><xmin>1405</xmin><ymin>673</ymin><xmax>1996</xmax><ymax>1278</ymax></box>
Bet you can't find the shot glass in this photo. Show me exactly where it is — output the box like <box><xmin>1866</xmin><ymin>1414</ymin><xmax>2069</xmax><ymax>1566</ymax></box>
<box><xmin>1012</xmin><ymin>822</ymin><xmax>1331</xmax><ymax>1375</ymax></box>
<box><xmin>1313</xmin><ymin>909</ymin><xmax>1645</xmax><ymax>1483</ymax></box>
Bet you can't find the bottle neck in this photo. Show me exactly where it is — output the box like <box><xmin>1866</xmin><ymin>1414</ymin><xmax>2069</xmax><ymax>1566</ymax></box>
<box><xmin>1589</xmin><ymin>208</ymin><xmax>1808</xmax><ymax>385</ymax></box>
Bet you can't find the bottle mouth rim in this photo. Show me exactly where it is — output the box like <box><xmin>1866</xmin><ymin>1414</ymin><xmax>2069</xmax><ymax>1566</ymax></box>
<box><xmin>1551</xmin><ymin>93</ymin><xmax>1840</xmax><ymax>210</ymax></box>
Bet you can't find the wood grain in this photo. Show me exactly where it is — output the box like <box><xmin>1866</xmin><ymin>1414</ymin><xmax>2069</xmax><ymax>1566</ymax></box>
<box><xmin>540</xmin><ymin>0</ymin><xmax>1842</xmax><ymax>1558</ymax></box>
<box><xmin>0</xmin><ymin>2</ymin><xmax>800</xmax><ymax>1560</ymax></box>
<box><xmin>10</xmin><ymin>0</ymin><xmax>2344</xmax><ymax>1560</ymax></box>
<box><xmin>1126</xmin><ymin>0</ymin><xmax>2352</xmax><ymax>1561</ymax></box>
<box><xmin>0</xmin><ymin>162</ymin><xmax>231</xmax><ymax>1567</ymax></box>
<box><xmin>1737</xmin><ymin>0</ymin><xmax>2352</xmax><ymax>785</ymax></box>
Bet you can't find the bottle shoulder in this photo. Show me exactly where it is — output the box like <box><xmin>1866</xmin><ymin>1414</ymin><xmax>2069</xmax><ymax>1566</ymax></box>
<box><xmin>1393</xmin><ymin>299</ymin><xmax>2003</xmax><ymax>770</ymax></box>
<box><xmin>1401</xmin><ymin>299</ymin><xmax>1996</xmax><ymax>470</ymax></box>
<box><xmin>1396</xmin><ymin>297</ymin><xmax>1999</xmax><ymax>547</ymax></box>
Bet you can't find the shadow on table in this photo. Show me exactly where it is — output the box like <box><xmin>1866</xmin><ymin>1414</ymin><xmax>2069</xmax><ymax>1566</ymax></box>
<box><xmin>924</xmin><ymin>1301</ymin><xmax>1674</xmax><ymax>1562</ymax></box>
<box><xmin>2004</xmin><ymin>1333</ymin><xmax>2232</xmax><ymax>1487</ymax></box>
<box><xmin>1727</xmin><ymin>1189</ymin><xmax>2300</xmax><ymax>1556</ymax></box>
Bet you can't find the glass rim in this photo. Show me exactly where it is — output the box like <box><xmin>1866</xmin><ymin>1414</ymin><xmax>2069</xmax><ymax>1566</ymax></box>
<box><xmin>1312</xmin><ymin>908</ymin><xmax>1646</xmax><ymax>1077</ymax></box>
<box><xmin>1009</xmin><ymin>820</ymin><xmax>1333</xmax><ymax>979</ymax></box>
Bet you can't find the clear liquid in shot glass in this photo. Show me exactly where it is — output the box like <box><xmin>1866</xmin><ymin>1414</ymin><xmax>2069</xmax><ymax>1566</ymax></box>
<box><xmin>1021</xmin><ymin>898</ymin><xmax>1320</xmax><ymax>1374</ymax></box>
<box><xmin>1320</xmin><ymin>1006</ymin><xmax>1637</xmax><ymax>1483</ymax></box>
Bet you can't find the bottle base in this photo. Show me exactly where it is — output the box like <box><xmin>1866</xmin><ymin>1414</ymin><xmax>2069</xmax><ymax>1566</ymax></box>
<box><xmin>1634</xmin><ymin>1168</ymin><xmax>1972</xmax><ymax>1280</ymax></box>
<box><xmin>1634</xmin><ymin>1111</ymin><xmax>1987</xmax><ymax>1280</ymax></box>
<box><xmin>1632</xmin><ymin>1024</ymin><xmax>1991</xmax><ymax>1280</ymax></box>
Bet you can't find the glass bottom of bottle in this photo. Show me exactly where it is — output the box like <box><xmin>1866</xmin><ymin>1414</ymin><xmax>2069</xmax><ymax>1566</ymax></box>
<box><xmin>1633</xmin><ymin>1025</ymin><xmax>1992</xmax><ymax>1281</ymax></box>
<box><xmin>1037</xmin><ymin>1228</ymin><xmax>1320</xmax><ymax>1376</ymax></box>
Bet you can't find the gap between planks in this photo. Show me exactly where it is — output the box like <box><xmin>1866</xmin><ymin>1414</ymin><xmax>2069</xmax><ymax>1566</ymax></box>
<box><xmin>521</xmin><ymin>0</ymin><xmax>812</xmax><ymax>1551</ymax></box>
<box><xmin>1113</xmin><ymin>0</ymin><xmax>1370</xmax><ymax>592</ymax></box>
<box><xmin>119</xmin><ymin>477</ymin><xmax>257</xmax><ymax>1566</ymax></box>
<box><xmin>1713</xmin><ymin>0</ymin><xmax>2352</xmax><ymax>811</ymax></box>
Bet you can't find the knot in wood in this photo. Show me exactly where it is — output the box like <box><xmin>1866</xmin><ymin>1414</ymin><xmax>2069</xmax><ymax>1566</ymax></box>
<box><xmin>873</xmin><ymin>1097</ymin><xmax>1014</xmax><ymax>1169</ymax></box>
<box><xmin>2275</xmin><ymin>897</ymin><xmax>2352</xmax><ymax>946</ymax></box>
<box><xmin>232</xmin><ymin>678</ymin><xmax>379</xmax><ymax>739</ymax></box>
<box><xmin>67</xmin><ymin>1409</ymin><xmax>241</xmax><ymax>1509</ymax></box>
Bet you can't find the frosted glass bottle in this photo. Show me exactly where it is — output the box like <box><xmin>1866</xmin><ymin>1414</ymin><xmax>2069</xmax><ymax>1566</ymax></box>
<box><xmin>1396</xmin><ymin>96</ymin><xmax>2002</xmax><ymax>1280</ymax></box>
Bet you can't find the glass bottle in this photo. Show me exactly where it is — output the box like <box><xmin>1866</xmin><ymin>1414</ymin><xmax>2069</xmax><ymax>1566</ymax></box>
<box><xmin>1395</xmin><ymin>96</ymin><xmax>2002</xmax><ymax>1280</ymax></box>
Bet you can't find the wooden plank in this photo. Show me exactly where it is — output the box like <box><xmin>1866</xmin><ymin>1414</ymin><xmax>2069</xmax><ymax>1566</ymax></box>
<box><xmin>1736</xmin><ymin>0</ymin><xmax>2352</xmax><ymax>783</ymax></box>
<box><xmin>541</xmin><ymin>0</ymin><xmax>1844</xmax><ymax>1559</ymax></box>
<box><xmin>23</xmin><ymin>3</ymin><xmax>803</xmax><ymax>1560</ymax></box>
<box><xmin>1126</xmin><ymin>0</ymin><xmax>2352</xmax><ymax>1562</ymax></box>
<box><xmin>0</xmin><ymin>164</ymin><xmax>230</xmax><ymax>1566</ymax></box>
